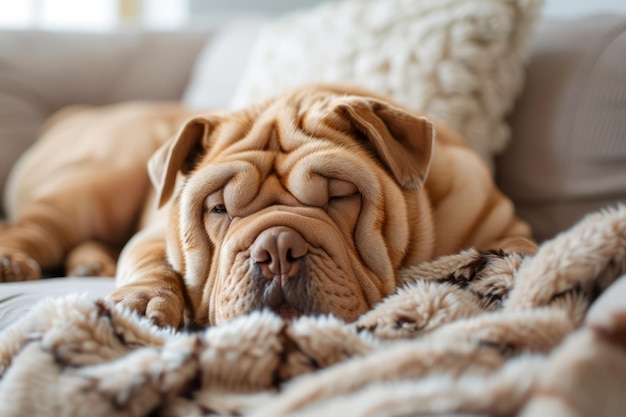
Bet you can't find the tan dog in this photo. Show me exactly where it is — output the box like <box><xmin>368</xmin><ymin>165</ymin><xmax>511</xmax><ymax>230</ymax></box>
<box><xmin>0</xmin><ymin>85</ymin><xmax>535</xmax><ymax>328</ymax></box>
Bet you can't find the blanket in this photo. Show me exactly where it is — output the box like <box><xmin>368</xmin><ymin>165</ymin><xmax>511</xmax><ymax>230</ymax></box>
<box><xmin>0</xmin><ymin>205</ymin><xmax>625</xmax><ymax>417</ymax></box>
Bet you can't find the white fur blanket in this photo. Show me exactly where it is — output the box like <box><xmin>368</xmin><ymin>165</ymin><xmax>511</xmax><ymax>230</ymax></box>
<box><xmin>1</xmin><ymin>206</ymin><xmax>625</xmax><ymax>417</ymax></box>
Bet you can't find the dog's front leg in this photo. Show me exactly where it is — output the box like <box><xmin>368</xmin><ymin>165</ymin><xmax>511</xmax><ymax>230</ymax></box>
<box><xmin>0</xmin><ymin>202</ymin><xmax>77</xmax><ymax>281</ymax></box>
<box><xmin>106</xmin><ymin>225</ymin><xmax>186</xmax><ymax>329</ymax></box>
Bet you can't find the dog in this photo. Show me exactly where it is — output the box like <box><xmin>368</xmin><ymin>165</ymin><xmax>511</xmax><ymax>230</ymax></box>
<box><xmin>0</xmin><ymin>85</ymin><xmax>536</xmax><ymax>328</ymax></box>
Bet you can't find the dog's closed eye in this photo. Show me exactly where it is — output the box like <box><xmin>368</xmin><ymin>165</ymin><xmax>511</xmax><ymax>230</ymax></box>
<box><xmin>204</xmin><ymin>192</ymin><xmax>228</xmax><ymax>215</ymax></box>
<box><xmin>328</xmin><ymin>179</ymin><xmax>358</xmax><ymax>200</ymax></box>
<box><xmin>211</xmin><ymin>205</ymin><xmax>228</xmax><ymax>214</ymax></box>
<box><xmin>325</xmin><ymin>179</ymin><xmax>360</xmax><ymax>215</ymax></box>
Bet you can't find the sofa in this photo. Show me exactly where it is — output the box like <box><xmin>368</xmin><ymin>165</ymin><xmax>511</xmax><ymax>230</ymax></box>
<box><xmin>1</xmin><ymin>9</ymin><xmax>625</xmax><ymax>329</ymax></box>
<box><xmin>0</xmin><ymin>2</ymin><xmax>625</xmax><ymax>415</ymax></box>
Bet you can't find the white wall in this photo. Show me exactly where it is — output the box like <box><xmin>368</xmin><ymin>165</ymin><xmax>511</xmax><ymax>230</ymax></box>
<box><xmin>188</xmin><ymin>0</ymin><xmax>626</xmax><ymax>18</ymax></box>
<box><xmin>189</xmin><ymin>0</ymin><xmax>339</xmax><ymax>15</ymax></box>
<box><xmin>0</xmin><ymin>0</ymin><xmax>117</xmax><ymax>30</ymax></box>
<box><xmin>543</xmin><ymin>0</ymin><xmax>626</xmax><ymax>18</ymax></box>
<box><xmin>2</xmin><ymin>0</ymin><xmax>626</xmax><ymax>31</ymax></box>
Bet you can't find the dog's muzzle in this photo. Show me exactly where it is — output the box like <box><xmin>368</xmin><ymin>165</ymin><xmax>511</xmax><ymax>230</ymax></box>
<box><xmin>250</xmin><ymin>226</ymin><xmax>309</xmax><ymax>319</ymax></box>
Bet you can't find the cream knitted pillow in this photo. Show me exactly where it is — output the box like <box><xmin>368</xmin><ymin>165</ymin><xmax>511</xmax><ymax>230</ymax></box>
<box><xmin>231</xmin><ymin>0</ymin><xmax>544</xmax><ymax>171</ymax></box>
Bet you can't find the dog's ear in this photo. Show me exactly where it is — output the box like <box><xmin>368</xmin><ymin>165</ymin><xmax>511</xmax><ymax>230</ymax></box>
<box><xmin>148</xmin><ymin>116</ymin><xmax>217</xmax><ymax>208</ymax></box>
<box><xmin>332</xmin><ymin>97</ymin><xmax>435</xmax><ymax>191</ymax></box>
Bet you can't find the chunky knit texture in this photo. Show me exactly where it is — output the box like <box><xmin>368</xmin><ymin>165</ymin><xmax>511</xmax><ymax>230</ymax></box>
<box><xmin>232</xmin><ymin>0</ymin><xmax>544</xmax><ymax>170</ymax></box>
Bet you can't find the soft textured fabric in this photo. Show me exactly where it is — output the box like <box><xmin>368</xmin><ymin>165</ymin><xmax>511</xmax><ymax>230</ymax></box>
<box><xmin>497</xmin><ymin>15</ymin><xmax>626</xmax><ymax>242</ymax></box>
<box><xmin>0</xmin><ymin>204</ymin><xmax>624</xmax><ymax>417</ymax></box>
<box><xmin>0</xmin><ymin>30</ymin><xmax>209</xmax><ymax>216</ymax></box>
<box><xmin>231</xmin><ymin>0</ymin><xmax>544</xmax><ymax>171</ymax></box>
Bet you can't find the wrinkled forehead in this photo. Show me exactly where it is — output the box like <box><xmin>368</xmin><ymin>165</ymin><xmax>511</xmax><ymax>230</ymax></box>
<box><xmin>188</xmin><ymin>94</ymin><xmax>382</xmax><ymax>204</ymax></box>
<box><xmin>210</xmin><ymin>90</ymin><xmax>352</xmax><ymax>155</ymax></box>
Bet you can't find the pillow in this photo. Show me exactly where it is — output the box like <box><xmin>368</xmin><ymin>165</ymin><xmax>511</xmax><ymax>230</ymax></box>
<box><xmin>182</xmin><ymin>17</ymin><xmax>270</xmax><ymax>110</ymax></box>
<box><xmin>231</xmin><ymin>0</ymin><xmax>544</xmax><ymax>171</ymax></box>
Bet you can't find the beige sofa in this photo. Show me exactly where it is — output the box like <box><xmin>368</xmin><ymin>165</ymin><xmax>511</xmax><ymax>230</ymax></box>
<box><xmin>0</xmin><ymin>14</ymin><xmax>625</xmax><ymax>331</ymax></box>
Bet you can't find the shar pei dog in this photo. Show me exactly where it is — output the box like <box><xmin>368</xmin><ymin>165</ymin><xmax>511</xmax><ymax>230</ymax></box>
<box><xmin>0</xmin><ymin>85</ymin><xmax>535</xmax><ymax>328</ymax></box>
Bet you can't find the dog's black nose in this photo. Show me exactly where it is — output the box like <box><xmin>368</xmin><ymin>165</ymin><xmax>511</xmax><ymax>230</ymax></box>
<box><xmin>250</xmin><ymin>226</ymin><xmax>308</xmax><ymax>284</ymax></box>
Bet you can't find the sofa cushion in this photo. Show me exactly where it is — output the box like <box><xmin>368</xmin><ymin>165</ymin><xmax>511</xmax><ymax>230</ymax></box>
<box><xmin>497</xmin><ymin>15</ymin><xmax>626</xmax><ymax>241</ymax></box>
<box><xmin>229</xmin><ymin>0</ymin><xmax>543</xmax><ymax>172</ymax></box>
<box><xmin>0</xmin><ymin>277</ymin><xmax>115</xmax><ymax>331</ymax></box>
<box><xmin>0</xmin><ymin>30</ymin><xmax>209</xmax><ymax>217</ymax></box>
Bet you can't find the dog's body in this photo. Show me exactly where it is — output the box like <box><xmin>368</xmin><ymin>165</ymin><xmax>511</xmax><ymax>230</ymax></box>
<box><xmin>0</xmin><ymin>85</ymin><xmax>535</xmax><ymax>327</ymax></box>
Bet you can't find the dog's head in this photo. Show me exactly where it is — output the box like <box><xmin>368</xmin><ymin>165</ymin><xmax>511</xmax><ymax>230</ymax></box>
<box><xmin>149</xmin><ymin>85</ymin><xmax>435</xmax><ymax>325</ymax></box>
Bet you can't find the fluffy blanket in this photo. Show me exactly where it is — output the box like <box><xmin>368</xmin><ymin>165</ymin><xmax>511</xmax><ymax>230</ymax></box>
<box><xmin>0</xmin><ymin>206</ymin><xmax>625</xmax><ymax>417</ymax></box>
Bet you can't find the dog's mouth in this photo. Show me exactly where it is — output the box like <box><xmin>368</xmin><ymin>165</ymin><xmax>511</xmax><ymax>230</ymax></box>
<box><xmin>274</xmin><ymin>304</ymin><xmax>302</xmax><ymax>321</ymax></box>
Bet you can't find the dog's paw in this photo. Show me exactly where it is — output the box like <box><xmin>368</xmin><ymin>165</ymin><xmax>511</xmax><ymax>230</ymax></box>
<box><xmin>66</xmin><ymin>260</ymin><xmax>116</xmax><ymax>277</ymax></box>
<box><xmin>106</xmin><ymin>285</ymin><xmax>184</xmax><ymax>329</ymax></box>
<box><xmin>65</xmin><ymin>241</ymin><xmax>117</xmax><ymax>277</ymax></box>
<box><xmin>0</xmin><ymin>249</ymin><xmax>41</xmax><ymax>282</ymax></box>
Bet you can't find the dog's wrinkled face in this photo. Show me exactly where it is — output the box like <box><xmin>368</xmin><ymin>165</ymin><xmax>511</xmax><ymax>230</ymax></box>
<box><xmin>149</xmin><ymin>86</ymin><xmax>435</xmax><ymax>325</ymax></box>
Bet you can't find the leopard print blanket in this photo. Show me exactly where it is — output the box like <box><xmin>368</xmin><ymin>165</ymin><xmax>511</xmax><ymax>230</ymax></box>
<box><xmin>0</xmin><ymin>205</ymin><xmax>625</xmax><ymax>417</ymax></box>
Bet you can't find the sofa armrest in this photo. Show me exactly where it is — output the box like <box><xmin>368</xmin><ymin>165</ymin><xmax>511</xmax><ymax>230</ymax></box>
<box><xmin>496</xmin><ymin>15</ymin><xmax>626</xmax><ymax>242</ymax></box>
